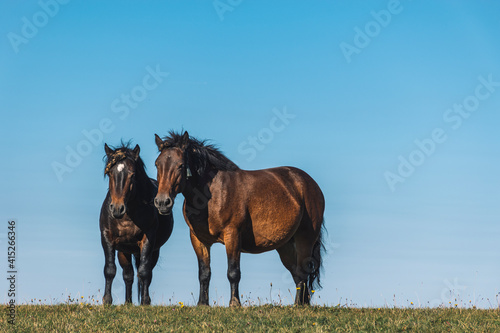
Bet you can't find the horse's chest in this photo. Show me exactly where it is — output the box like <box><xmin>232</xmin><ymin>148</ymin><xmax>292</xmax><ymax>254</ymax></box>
<box><xmin>109</xmin><ymin>221</ymin><xmax>143</xmax><ymax>245</ymax></box>
<box><xmin>184</xmin><ymin>214</ymin><xmax>222</xmax><ymax>244</ymax></box>
<box><xmin>184</xmin><ymin>198</ymin><xmax>237</xmax><ymax>244</ymax></box>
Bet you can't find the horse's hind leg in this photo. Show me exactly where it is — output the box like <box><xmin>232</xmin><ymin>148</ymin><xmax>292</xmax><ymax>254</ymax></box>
<box><xmin>294</xmin><ymin>238</ymin><xmax>313</xmax><ymax>305</ymax></box>
<box><xmin>118</xmin><ymin>252</ymin><xmax>134</xmax><ymax>304</ymax></box>
<box><xmin>133</xmin><ymin>254</ymin><xmax>141</xmax><ymax>270</ymax></box>
<box><xmin>277</xmin><ymin>239</ymin><xmax>297</xmax><ymax>277</ymax></box>
<box><xmin>283</xmin><ymin>221</ymin><xmax>319</xmax><ymax>305</ymax></box>
<box><xmin>276</xmin><ymin>239</ymin><xmax>309</xmax><ymax>305</ymax></box>
<box><xmin>293</xmin><ymin>223</ymin><xmax>322</xmax><ymax>305</ymax></box>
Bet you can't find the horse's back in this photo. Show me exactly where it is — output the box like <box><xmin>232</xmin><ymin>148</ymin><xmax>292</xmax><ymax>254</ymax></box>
<box><xmin>255</xmin><ymin>166</ymin><xmax>324</xmax><ymax>222</ymax></box>
<box><xmin>243</xmin><ymin>166</ymin><xmax>323</xmax><ymax>204</ymax></box>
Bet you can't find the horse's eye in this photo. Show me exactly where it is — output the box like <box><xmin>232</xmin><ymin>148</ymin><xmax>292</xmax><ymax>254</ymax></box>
<box><xmin>178</xmin><ymin>164</ymin><xmax>184</xmax><ymax>169</ymax></box>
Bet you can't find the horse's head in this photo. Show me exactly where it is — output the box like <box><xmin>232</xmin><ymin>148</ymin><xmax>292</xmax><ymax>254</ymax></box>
<box><xmin>104</xmin><ymin>143</ymin><xmax>141</xmax><ymax>219</ymax></box>
<box><xmin>154</xmin><ymin>131</ymin><xmax>191</xmax><ymax>215</ymax></box>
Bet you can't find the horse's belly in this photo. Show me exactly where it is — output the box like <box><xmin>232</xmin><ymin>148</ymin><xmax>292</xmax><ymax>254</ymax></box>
<box><xmin>238</xmin><ymin>219</ymin><xmax>298</xmax><ymax>254</ymax></box>
<box><xmin>246</xmin><ymin>205</ymin><xmax>301</xmax><ymax>246</ymax></box>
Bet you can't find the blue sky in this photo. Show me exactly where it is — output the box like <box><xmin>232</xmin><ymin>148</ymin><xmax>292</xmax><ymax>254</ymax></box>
<box><xmin>1</xmin><ymin>0</ymin><xmax>500</xmax><ymax>308</ymax></box>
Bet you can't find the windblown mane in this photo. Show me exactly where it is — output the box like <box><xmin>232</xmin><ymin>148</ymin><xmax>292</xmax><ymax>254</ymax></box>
<box><xmin>159</xmin><ymin>131</ymin><xmax>240</xmax><ymax>175</ymax></box>
<box><xmin>104</xmin><ymin>141</ymin><xmax>146</xmax><ymax>176</ymax></box>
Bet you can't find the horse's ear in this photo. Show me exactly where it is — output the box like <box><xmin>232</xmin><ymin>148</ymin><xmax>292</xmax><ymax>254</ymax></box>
<box><xmin>104</xmin><ymin>143</ymin><xmax>113</xmax><ymax>156</ymax></box>
<box><xmin>133</xmin><ymin>144</ymin><xmax>140</xmax><ymax>160</ymax></box>
<box><xmin>181</xmin><ymin>131</ymin><xmax>189</xmax><ymax>148</ymax></box>
<box><xmin>155</xmin><ymin>134</ymin><xmax>163</xmax><ymax>150</ymax></box>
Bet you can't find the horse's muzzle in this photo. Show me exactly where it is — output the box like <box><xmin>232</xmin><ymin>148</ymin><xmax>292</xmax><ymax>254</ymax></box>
<box><xmin>110</xmin><ymin>203</ymin><xmax>126</xmax><ymax>219</ymax></box>
<box><xmin>154</xmin><ymin>196</ymin><xmax>173</xmax><ymax>215</ymax></box>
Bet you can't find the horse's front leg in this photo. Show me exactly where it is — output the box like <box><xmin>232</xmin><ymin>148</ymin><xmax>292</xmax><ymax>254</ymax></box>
<box><xmin>190</xmin><ymin>231</ymin><xmax>212</xmax><ymax>306</ymax></box>
<box><xmin>101</xmin><ymin>235</ymin><xmax>116</xmax><ymax>305</ymax></box>
<box><xmin>224</xmin><ymin>230</ymin><xmax>242</xmax><ymax>307</ymax></box>
<box><xmin>138</xmin><ymin>235</ymin><xmax>154</xmax><ymax>305</ymax></box>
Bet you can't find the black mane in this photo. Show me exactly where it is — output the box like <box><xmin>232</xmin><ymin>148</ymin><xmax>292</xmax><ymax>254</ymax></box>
<box><xmin>160</xmin><ymin>131</ymin><xmax>240</xmax><ymax>175</ymax></box>
<box><xmin>104</xmin><ymin>141</ymin><xmax>146</xmax><ymax>176</ymax></box>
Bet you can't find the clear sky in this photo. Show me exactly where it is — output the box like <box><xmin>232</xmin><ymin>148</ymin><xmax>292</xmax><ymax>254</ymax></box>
<box><xmin>1</xmin><ymin>0</ymin><xmax>500</xmax><ymax>308</ymax></box>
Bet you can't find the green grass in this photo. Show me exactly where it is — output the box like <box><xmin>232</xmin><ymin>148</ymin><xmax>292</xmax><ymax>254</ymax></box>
<box><xmin>2</xmin><ymin>305</ymin><xmax>500</xmax><ymax>332</ymax></box>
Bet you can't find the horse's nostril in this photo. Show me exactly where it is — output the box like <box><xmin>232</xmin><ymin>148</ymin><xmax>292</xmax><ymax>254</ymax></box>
<box><xmin>110</xmin><ymin>203</ymin><xmax>125</xmax><ymax>217</ymax></box>
<box><xmin>154</xmin><ymin>197</ymin><xmax>172</xmax><ymax>208</ymax></box>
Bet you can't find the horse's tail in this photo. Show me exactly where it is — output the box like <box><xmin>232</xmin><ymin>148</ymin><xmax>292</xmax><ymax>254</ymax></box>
<box><xmin>308</xmin><ymin>220</ymin><xmax>326</xmax><ymax>292</ymax></box>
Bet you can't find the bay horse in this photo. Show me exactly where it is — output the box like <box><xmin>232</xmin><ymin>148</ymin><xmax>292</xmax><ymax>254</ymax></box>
<box><xmin>100</xmin><ymin>143</ymin><xmax>173</xmax><ymax>305</ymax></box>
<box><xmin>153</xmin><ymin>131</ymin><xmax>325</xmax><ymax>306</ymax></box>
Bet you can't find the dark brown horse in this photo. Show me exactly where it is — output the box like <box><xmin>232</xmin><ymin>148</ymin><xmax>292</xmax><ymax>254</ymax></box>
<box><xmin>100</xmin><ymin>143</ymin><xmax>173</xmax><ymax>305</ymax></box>
<box><xmin>153</xmin><ymin>131</ymin><xmax>325</xmax><ymax>306</ymax></box>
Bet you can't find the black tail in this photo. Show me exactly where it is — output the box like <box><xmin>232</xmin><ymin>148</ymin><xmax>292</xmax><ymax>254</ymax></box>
<box><xmin>308</xmin><ymin>221</ymin><xmax>326</xmax><ymax>291</ymax></box>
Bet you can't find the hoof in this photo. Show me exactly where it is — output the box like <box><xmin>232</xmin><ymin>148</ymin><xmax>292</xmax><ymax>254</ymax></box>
<box><xmin>141</xmin><ymin>296</ymin><xmax>151</xmax><ymax>305</ymax></box>
<box><xmin>102</xmin><ymin>295</ymin><xmax>113</xmax><ymax>305</ymax></box>
<box><xmin>229</xmin><ymin>297</ymin><xmax>241</xmax><ymax>307</ymax></box>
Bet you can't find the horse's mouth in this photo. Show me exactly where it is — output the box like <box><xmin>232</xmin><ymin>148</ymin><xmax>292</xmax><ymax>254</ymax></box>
<box><xmin>112</xmin><ymin>212</ymin><xmax>126</xmax><ymax>219</ymax></box>
<box><xmin>157</xmin><ymin>208</ymin><xmax>172</xmax><ymax>216</ymax></box>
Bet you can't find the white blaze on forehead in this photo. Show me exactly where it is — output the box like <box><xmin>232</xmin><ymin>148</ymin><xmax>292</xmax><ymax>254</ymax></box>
<box><xmin>117</xmin><ymin>163</ymin><xmax>125</xmax><ymax>172</ymax></box>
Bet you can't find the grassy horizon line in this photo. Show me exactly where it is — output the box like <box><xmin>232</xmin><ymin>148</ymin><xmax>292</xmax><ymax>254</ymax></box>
<box><xmin>2</xmin><ymin>304</ymin><xmax>500</xmax><ymax>332</ymax></box>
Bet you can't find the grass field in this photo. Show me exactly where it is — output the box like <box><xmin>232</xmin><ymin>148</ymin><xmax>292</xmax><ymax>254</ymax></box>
<box><xmin>2</xmin><ymin>304</ymin><xmax>500</xmax><ymax>332</ymax></box>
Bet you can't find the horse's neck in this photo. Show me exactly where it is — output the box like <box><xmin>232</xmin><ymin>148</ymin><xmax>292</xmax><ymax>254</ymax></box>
<box><xmin>182</xmin><ymin>169</ymin><xmax>218</xmax><ymax>203</ymax></box>
<box><xmin>128</xmin><ymin>174</ymin><xmax>155</xmax><ymax>212</ymax></box>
